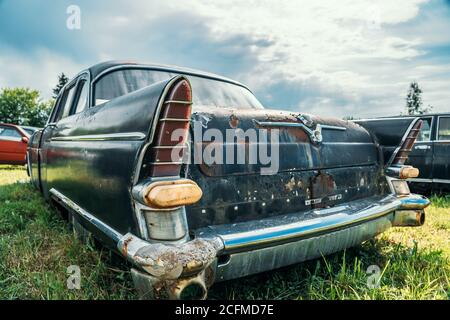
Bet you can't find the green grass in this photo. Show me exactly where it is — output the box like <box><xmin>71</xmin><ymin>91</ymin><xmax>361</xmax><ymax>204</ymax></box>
<box><xmin>0</xmin><ymin>165</ymin><xmax>448</xmax><ymax>300</ymax></box>
<box><xmin>0</xmin><ymin>166</ymin><xmax>134</xmax><ymax>299</ymax></box>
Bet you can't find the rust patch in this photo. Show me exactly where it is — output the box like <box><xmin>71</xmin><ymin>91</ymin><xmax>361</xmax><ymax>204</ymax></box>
<box><xmin>121</xmin><ymin>236</ymin><xmax>133</xmax><ymax>257</ymax></box>
<box><xmin>310</xmin><ymin>172</ymin><xmax>337</xmax><ymax>209</ymax></box>
<box><xmin>285</xmin><ymin>177</ymin><xmax>297</xmax><ymax>192</ymax></box>
<box><xmin>229</xmin><ymin>114</ymin><xmax>239</xmax><ymax>128</ymax></box>
<box><xmin>133</xmin><ymin>238</ymin><xmax>221</xmax><ymax>280</ymax></box>
<box><xmin>286</xmin><ymin>127</ymin><xmax>309</xmax><ymax>142</ymax></box>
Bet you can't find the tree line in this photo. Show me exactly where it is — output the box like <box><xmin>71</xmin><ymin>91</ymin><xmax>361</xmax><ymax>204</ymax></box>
<box><xmin>0</xmin><ymin>73</ymin><xmax>68</xmax><ymax>127</ymax></box>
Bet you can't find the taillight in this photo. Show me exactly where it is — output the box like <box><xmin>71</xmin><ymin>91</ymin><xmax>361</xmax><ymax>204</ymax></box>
<box><xmin>399</xmin><ymin>166</ymin><xmax>419</xmax><ymax>179</ymax></box>
<box><xmin>142</xmin><ymin>179</ymin><xmax>203</xmax><ymax>209</ymax></box>
<box><xmin>149</xmin><ymin>79</ymin><xmax>192</xmax><ymax>177</ymax></box>
<box><xmin>391</xmin><ymin>119</ymin><xmax>423</xmax><ymax>165</ymax></box>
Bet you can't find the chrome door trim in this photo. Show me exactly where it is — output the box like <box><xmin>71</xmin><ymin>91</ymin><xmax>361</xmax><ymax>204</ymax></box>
<box><xmin>408</xmin><ymin>178</ymin><xmax>450</xmax><ymax>184</ymax></box>
<box><xmin>433</xmin><ymin>178</ymin><xmax>450</xmax><ymax>184</ymax></box>
<box><xmin>50</xmin><ymin>132</ymin><xmax>146</xmax><ymax>142</ymax></box>
<box><xmin>407</xmin><ymin>178</ymin><xmax>432</xmax><ymax>183</ymax></box>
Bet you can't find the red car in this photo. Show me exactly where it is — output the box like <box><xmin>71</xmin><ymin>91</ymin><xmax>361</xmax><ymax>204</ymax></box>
<box><xmin>0</xmin><ymin>123</ymin><xmax>31</xmax><ymax>165</ymax></box>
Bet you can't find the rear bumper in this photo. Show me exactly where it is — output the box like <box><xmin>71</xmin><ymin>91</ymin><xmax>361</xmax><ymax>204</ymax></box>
<box><xmin>120</xmin><ymin>193</ymin><xmax>429</xmax><ymax>293</ymax></box>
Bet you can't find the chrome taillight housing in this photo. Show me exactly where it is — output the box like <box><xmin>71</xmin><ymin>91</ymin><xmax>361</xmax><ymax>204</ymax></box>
<box><xmin>390</xmin><ymin>119</ymin><xmax>423</xmax><ymax>166</ymax></box>
<box><xmin>148</xmin><ymin>79</ymin><xmax>192</xmax><ymax>177</ymax></box>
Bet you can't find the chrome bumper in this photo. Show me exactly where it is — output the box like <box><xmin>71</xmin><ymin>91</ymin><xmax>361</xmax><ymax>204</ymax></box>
<box><xmin>119</xmin><ymin>193</ymin><xmax>429</xmax><ymax>285</ymax></box>
<box><xmin>50</xmin><ymin>186</ymin><xmax>429</xmax><ymax>299</ymax></box>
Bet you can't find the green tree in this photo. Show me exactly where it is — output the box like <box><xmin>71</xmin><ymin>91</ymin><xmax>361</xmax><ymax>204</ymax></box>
<box><xmin>53</xmin><ymin>73</ymin><xmax>69</xmax><ymax>99</ymax></box>
<box><xmin>0</xmin><ymin>88</ymin><xmax>52</xmax><ymax>127</ymax></box>
<box><xmin>405</xmin><ymin>81</ymin><xmax>432</xmax><ymax>115</ymax></box>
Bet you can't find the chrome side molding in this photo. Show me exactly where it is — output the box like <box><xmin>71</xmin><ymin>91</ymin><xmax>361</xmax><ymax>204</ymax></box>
<box><xmin>50</xmin><ymin>132</ymin><xmax>146</xmax><ymax>142</ymax></box>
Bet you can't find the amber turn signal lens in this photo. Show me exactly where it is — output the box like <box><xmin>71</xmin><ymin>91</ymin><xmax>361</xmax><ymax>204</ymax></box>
<box><xmin>400</xmin><ymin>167</ymin><xmax>419</xmax><ymax>179</ymax></box>
<box><xmin>143</xmin><ymin>179</ymin><xmax>202</xmax><ymax>209</ymax></box>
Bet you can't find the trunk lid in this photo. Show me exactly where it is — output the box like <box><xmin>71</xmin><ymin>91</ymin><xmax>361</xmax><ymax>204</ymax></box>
<box><xmin>186</xmin><ymin>108</ymin><xmax>385</xmax><ymax>229</ymax></box>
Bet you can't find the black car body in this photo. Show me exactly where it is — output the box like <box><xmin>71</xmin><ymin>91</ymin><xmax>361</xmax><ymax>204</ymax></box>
<box><xmin>356</xmin><ymin>114</ymin><xmax>450</xmax><ymax>194</ymax></box>
<box><xmin>27</xmin><ymin>61</ymin><xmax>430</xmax><ymax>299</ymax></box>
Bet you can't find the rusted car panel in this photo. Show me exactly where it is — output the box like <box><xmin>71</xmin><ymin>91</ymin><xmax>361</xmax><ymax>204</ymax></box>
<box><xmin>28</xmin><ymin>61</ymin><xmax>430</xmax><ymax>299</ymax></box>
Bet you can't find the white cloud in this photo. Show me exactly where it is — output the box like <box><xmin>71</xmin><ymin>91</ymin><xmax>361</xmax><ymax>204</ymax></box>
<box><xmin>180</xmin><ymin>0</ymin><xmax>437</xmax><ymax>116</ymax></box>
<box><xmin>0</xmin><ymin>47</ymin><xmax>82</xmax><ymax>99</ymax></box>
<box><xmin>1</xmin><ymin>0</ymin><xmax>449</xmax><ymax>116</ymax></box>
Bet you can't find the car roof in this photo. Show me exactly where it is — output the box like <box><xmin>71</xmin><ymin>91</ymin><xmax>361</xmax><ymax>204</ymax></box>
<box><xmin>377</xmin><ymin>113</ymin><xmax>450</xmax><ymax>118</ymax></box>
<box><xmin>85</xmin><ymin>60</ymin><xmax>248</xmax><ymax>89</ymax></box>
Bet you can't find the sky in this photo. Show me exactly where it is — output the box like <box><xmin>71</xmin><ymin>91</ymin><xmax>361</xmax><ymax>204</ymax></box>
<box><xmin>0</xmin><ymin>0</ymin><xmax>449</xmax><ymax>118</ymax></box>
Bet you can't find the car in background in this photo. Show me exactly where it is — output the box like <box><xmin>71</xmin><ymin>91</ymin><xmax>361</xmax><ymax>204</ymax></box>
<box><xmin>0</xmin><ymin>123</ymin><xmax>30</xmax><ymax>165</ymax></box>
<box><xmin>20</xmin><ymin>125</ymin><xmax>40</xmax><ymax>136</ymax></box>
<box><xmin>356</xmin><ymin>113</ymin><xmax>450</xmax><ymax>194</ymax></box>
<box><xmin>406</xmin><ymin>113</ymin><xmax>450</xmax><ymax>194</ymax></box>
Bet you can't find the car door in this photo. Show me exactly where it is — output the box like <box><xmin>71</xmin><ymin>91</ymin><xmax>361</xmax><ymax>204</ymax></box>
<box><xmin>0</xmin><ymin>125</ymin><xmax>28</xmax><ymax>164</ymax></box>
<box><xmin>433</xmin><ymin>115</ymin><xmax>450</xmax><ymax>190</ymax></box>
<box><xmin>40</xmin><ymin>76</ymin><xmax>82</xmax><ymax>198</ymax></box>
<box><xmin>406</xmin><ymin>116</ymin><xmax>434</xmax><ymax>183</ymax></box>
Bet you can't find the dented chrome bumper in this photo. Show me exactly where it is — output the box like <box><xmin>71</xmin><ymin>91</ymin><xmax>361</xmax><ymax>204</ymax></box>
<box><xmin>118</xmin><ymin>193</ymin><xmax>429</xmax><ymax>298</ymax></box>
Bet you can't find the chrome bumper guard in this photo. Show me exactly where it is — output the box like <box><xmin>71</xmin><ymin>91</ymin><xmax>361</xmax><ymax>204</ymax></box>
<box><xmin>119</xmin><ymin>193</ymin><xmax>429</xmax><ymax>283</ymax></box>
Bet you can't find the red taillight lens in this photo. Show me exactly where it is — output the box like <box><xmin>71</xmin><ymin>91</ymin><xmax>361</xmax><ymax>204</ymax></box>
<box><xmin>149</xmin><ymin>79</ymin><xmax>192</xmax><ymax>177</ymax></box>
<box><xmin>392</xmin><ymin>119</ymin><xmax>423</xmax><ymax>165</ymax></box>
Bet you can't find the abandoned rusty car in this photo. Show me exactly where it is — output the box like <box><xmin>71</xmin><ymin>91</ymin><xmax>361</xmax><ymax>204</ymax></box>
<box><xmin>27</xmin><ymin>61</ymin><xmax>430</xmax><ymax>299</ymax></box>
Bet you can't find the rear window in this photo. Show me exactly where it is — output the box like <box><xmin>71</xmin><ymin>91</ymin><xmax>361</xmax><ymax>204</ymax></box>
<box><xmin>93</xmin><ymin>68</ymin><xmax>263</xmax><ymax>110</ymax></box>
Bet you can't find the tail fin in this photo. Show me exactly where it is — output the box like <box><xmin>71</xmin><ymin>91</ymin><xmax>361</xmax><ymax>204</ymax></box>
<box><xmin>354</xmin><ymin>117</ymin><xmax>423</xmax><ymax>167</ymax></box>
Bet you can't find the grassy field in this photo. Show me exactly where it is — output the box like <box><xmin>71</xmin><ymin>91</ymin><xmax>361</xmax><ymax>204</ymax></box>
<box><xmin>0</xmin><ymin>165</ymin><xmax>448</xmax><ymax>300</ymax></box>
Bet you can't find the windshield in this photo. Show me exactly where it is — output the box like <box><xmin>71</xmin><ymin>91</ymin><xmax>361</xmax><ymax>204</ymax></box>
<box><xmin>21</xmin><ymin>127</ymin><xmax>37</xmax><ymax>136</ymax></box>
<box><xmin>94</xmin><ymin>68</ymin><xmax>264</xmax><ymax>109</ymax></box>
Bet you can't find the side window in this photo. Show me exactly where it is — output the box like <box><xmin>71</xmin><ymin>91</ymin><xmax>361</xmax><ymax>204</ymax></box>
<box><xmin>416</xmin><ymin>117</ymin><xmax>432</xmax><ymax>142</ymax></box>
<box><xmin>438</xmin><ymin>117</ymin><xmax>450</xmax><ymax>141</ymax></box>
<box><xmin>53</xmin><ymin>83</ymin><xmax>76</xmax><ymax>122</ymax></box>
<box><xmin>0</xmin><ymin>126</ymin><xmax>22</xmax><ymax>140</ymax></box>
<box><xmin>72</xmin><ymin>79</ymin><xmax>89</xmax><ymax>114</ymax></box>
<box><xmin>93</xmin><ymin>69</ymin><xmax>172</xmax><ymax>106</ymax></box>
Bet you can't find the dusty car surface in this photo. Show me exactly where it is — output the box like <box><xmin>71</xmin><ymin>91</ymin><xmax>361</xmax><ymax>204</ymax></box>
<box><xmin>356</xmin><ymin>114</ymin><xmax>450</xmax><ymax>194</ymax></box>
<box><xmin>28</xmin><ymin>61</ymin><xmax>430</xmax><ymax>299</ymax></box>
<box><xmin>0</xmin><ymin>123</ymin><xmax>30</xmax><ymax>165</ymax></box>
